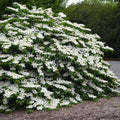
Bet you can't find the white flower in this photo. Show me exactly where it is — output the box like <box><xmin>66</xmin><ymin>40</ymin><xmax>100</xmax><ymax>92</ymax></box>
<box><xmin>7</xmin><ymin>7</ymin><xmax>18</xmax><ymax>12</ymax></box>
<box><xmin>19</xmin><ymin>70</ymin><xmax>30</xmax><ymax>76</ymax></box>
<box><xmin>37</xmin><ymin>33</ymin><xmax>44</xmax><ymax>39</ymax></box>
<box><xmin>4</xmin><ymin>90</ymin><xmax>15</xmax><ymax>98</ymax></box>
<box><xmin>53</xmin><ymin>84</ymin><xmax>67</xmax><ymax>91</ymax></box>
<box><xmin>32</xmin><ymin>62</ymin><xmax>39</xmax><ymax>68</ymax></box>
<box><xmin>37</xmin><ymin>67</ymin><xmax>44</xmax><ymax>76</ymax></box>
<box><xmin>44</xmin><ymin>99</ymin><xmax>60</xmax><ymax>109</ymax></box>
<box><xmin>87</xmin><ymin>93</ymin><xmax>96</xmax><ymax>99</ymax></box>
<box><xmin>67</xmin><ymin>66</ymin><xmax>75</xmax><ymax>72</ymax></box>
<box><xmin>60</xmin><ymin>100</ymin><xmax>70</xmax><ymax>106</ymax></box>
<box><xmin>2</xmin><ymin>43</ymin><xmax>11</xmax><ymax>49</ymax></box>
<box><xmin>26</xmin><ymin>105</ymin><xmax>33</xmax><ymax>109</ymax></box>
<box><xmin>55</xmin><ymin>78</ymin><xmax>72</xmax><ymax>85</ymax></box>
<box><xmin>0</xmin><ymin>105</ymin><xmax>8</xmax><ymax>110</ymax></box>
<box><xmin>3</xmin><ymin>98</ymin><xmax>8</xmax><ymax>104</ymax></box>
<box><xmin>45</xmin><ymin>61</ymin><xmax>57</xmax><ymax>72</ymax></box>
<box><xmin>18</xmin><ymin>93</ymin><xmax>25</xmax><ymax>100</ymax></box>
<box><xmin>103</xmin><ymin>46</ymin><xmax>114</xmax><ymax>51</ymax></box>
<box><xmin>58</xmin><ymin>13</ymin><xmax>66</xmax><ymax>18</ymax></box>
<box><xmin>89</xmin><ymin>82</ymin><xmax>103</xmax><ymax>92</ymax></box>
<box><xmin>5</xmin><ymin>71</ymin><xmax>24</xmax><ymax>79</ymax></box>
<box><xmin>69</xmin><ymin>97</ymin><xmax>78</xmax><ymax>103</ymax></box>
<box><xmin>76</xmin><ymin>94</ymin><xmax>82</xmax><ymax>102</ymax></box>
<box><xmin>37</xmin><ymin>106</ymin><xmax>43</xmax><ymax>110</ymax></box>
<box><xmin>41</xmin><ymin>87</ymin><xmax>53</xmax><ymax>99</ymax></box>
<box><xmin>32</xmin><ymin>90</ymin><xmax>37</xmax><ymax>94</ymax></box>
<box><xmin>22</xmin><ymin>82</ymin><xmax>40</xmax><ymax>88</ymax></box>
<box><xmin>44</xmin><ymin>41</ymin><xmax>49</xmax><ymax>45</ymax></box>
<box><xmin>12</xmin><ymin>56</ymin><xmax>22</xmax><ymax>64</ymax></box>
<box><xmin>60</xmin><ymin>63</ymin><xmax>64</xmax><ymax>68</ymax></box>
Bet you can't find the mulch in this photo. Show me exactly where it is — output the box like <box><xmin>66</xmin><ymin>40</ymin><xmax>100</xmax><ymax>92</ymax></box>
<box><xmin>0</xmin><ymin>96</ymin><xmax>120</xmax><ymax>120</ymax></box>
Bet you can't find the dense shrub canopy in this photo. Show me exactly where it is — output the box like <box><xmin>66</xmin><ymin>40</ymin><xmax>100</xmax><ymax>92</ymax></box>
<box><xmin>65</xmin><ymin>2</ymin><xmax>120</xmax><ymax>58</ymax></box>
<box><xmin>0</xmin><ymin>3</ymin><xmax>119</xmax><ymax>112</ymax></box>
<box><xmin>0</xmin><ymin>0</ymin><xmax>68</xmax><ymax>19</ymax></box>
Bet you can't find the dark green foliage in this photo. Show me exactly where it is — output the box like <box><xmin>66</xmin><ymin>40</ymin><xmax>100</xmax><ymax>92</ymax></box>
<box><xmin>0</xmin><ymin>0</ymin><xmax>34</xmax><ymax>19</ymax></box>
<box><xmin>65</xmin><ymin>2</ymin><xmax>120</xmax><ymax>58</ymax></box>
<box><xmin>34</xmin><ymin>0</ymin><xmax>68</xmax><ymax>12</ymax></box>
<box><xmin>0</xmin><ymin>0</ymin><xmax>68</xmax><ymax>19</ymax></box>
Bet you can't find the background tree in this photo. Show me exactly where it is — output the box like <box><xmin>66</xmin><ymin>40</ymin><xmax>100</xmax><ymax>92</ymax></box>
<box><xmin>34</xmin><ymin>0</ymin><xmax>68</xmax><ymax>12</ymax></box>
<box><xmin>65</xmin><ymin>1</ymin><xmax>120</xmax><ymax>58</ymax></box>
<box><xmin>84</xmin><ymin>0</ymin><xmax>118</xmax><ymax>3</ymax></box>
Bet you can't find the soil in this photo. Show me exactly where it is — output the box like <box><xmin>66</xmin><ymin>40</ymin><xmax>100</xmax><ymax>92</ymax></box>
<box><xmin>0</xmin><ymin>96</ymin><xmax>120</xmax><ymax>120</ymax></box>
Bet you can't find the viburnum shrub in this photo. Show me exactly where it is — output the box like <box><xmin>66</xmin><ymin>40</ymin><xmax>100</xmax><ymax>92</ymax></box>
<box><xmin>0</xmin><ymin>2</ymin><xmax>119</xmax><ymax>112</ymax></box>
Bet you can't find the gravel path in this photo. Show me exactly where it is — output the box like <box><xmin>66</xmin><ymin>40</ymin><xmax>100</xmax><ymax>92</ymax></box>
<box><xmin>0</xmin><ymin>61</ymin><xmax>120</xmax><ymax>120</ymax></box>
<box><xmin>108</xmin><ymin>61</ymin><xmax>120</xmax><ymax>79</ymax></box>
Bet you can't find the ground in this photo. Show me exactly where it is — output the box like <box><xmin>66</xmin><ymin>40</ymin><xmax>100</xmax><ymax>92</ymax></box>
<box><xmin>0</xmin><ymin>61</ymin><xmax>120</xmax><ymax>120</ymax></box>
<box><xmin>108</xmin><ymin>61</ymin><xmax>120</xmax><ymax>79</ymax></box>
<box><xmin>0</xmin><ymin>96</ymin><xmax>120</xmax><ymax>120</ymax></box>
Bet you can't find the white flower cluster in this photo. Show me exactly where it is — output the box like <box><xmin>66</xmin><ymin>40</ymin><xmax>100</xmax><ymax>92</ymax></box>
<box><xmin>0</xmin><ymin>2</ymin><xmax>119</xmax><ymax>112</ymax></box>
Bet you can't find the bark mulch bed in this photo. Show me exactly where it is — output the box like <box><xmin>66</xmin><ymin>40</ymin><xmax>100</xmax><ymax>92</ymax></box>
<box><xmin>0</xmin><ymin>96</ymin><xmax>120</xmax><ymax>120</ymax></box>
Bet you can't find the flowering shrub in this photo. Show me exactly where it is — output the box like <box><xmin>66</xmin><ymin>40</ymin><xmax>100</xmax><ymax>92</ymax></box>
<box><xmin>0</xmin><ymin>2</ymin><xmax>119</xmax><ymax>112</ymax></box>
